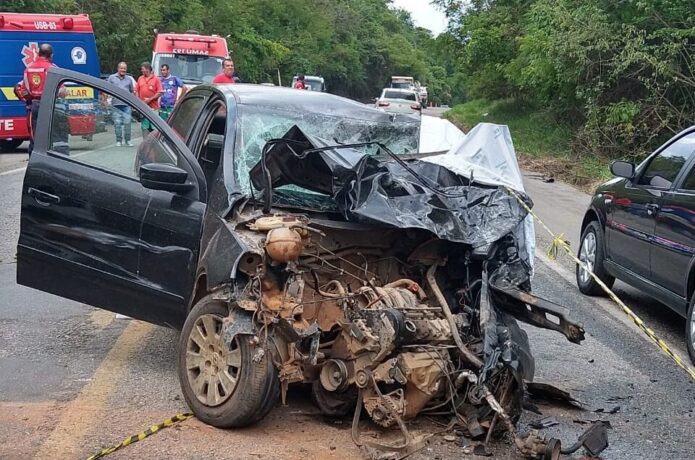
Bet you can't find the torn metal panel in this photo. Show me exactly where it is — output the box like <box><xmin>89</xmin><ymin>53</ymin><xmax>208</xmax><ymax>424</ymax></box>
<box><xmin>248</xmin><ymin>125</ymin><xmax>533</xmax><ymax>248</ymax></box>
<box><xmin>422</xmin><ymin>123</ymin><xmax>535</xmax><ymax>267</ymax></box>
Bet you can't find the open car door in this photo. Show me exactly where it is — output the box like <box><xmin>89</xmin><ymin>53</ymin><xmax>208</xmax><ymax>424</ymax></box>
<box><xmin>17</xmin><ymin>68</ymin><xmax>208</xmax><ymax>328</ymax></box>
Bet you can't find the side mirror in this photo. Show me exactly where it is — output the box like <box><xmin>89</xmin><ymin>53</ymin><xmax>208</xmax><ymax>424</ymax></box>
<box><xmin>139</xmin><ymin>163</ymin><xmax>193</xmax><ymax>193</ymax></box>
<box><xmin>610</xmin><ymin>160</ymin><xmax>635</xmax><ymax>179</ymax></box>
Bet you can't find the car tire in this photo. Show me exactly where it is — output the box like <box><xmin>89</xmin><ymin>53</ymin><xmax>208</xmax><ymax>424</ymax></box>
<box><xmin>686</xmin><ymin>296</ymin><xmax>695</xmax><ymax>365</ymax></box>
<box><xmin>0</xmin><ymin>139</ymin><xmax>23</xmax><ymax>152</ymax></box>
<box><xmin>576</xmin><ymin>220</ymin><xmax>615</xmax><ymax>296</ymax></box>
<box><xmin>178</xmin><ymin>295</ymin><xmax>279</xmax><ymax>428</ymax></box>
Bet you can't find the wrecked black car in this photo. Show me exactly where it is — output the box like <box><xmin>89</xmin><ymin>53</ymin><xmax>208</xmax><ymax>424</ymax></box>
<box><xmin>18</xmin><ymin>68</ymin><xmax>585</xmax><ymax>459</ymax></box>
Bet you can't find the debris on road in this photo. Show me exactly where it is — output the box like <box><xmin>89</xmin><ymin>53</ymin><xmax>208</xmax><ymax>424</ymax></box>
<box><xmin>526</xmin><ymin>382</ymin><xmax>584</xmax><ymax>409</ymax></box>
<box><xmin>594</xmin><ymin>406</ymin><xmax>620</xmax><ymax>414</ymax></box>
<box><xmin>559</xmin><ymin>421</ymin><xmax>610</xmax><ymax>457</ymax></box>
<box><xmin>529</xmin><ymin>416</ymin><xmax>559</xmax><ymax>429</ymax></box>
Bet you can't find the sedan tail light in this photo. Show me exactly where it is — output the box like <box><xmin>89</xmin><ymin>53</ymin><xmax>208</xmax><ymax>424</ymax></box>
<box><xmin>378</xmin><ymin>101</ymin><xmax>390</xmax><ymax>107</ymax></box>
<box><xmin>411</xmin><ymin>104</ymin><xmax>421</xmax><ymax>111</ymax></box>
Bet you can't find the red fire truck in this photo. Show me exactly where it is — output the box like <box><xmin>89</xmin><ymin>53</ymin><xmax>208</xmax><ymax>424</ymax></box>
<box><xmin>151</xmin><ymin>31</ymin><xmax>229</xmax><ymax>85</ymax></box>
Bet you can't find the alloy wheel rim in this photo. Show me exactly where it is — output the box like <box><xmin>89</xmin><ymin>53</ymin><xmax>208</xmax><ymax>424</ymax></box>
<box><xmin>579</xmin><ymin>232</ymin><xmax>597</xmax><ymax>285</ymax></box>
<box><xmin>186</xmin><ymin>313</ymin><xmax>241</xmax><ymax>406</ymax></box>
<box><xmin>690</xmin><ymin>311</ymin><xmax>695</xmax><ymax>352</ymax></box>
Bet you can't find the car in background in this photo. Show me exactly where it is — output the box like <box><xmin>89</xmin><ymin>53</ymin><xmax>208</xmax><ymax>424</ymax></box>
<box><xmin>576</xmin><ymin>126</ymin><xmax>695</xmax><ymax>364</ymax></box>
<box><xmin>291</xmin><ymin>75</ymin><xmax>326</xmax><ymax>92</ymax></box>
<box><xmin>390</xmin><ymin>75</ymin><xmax>415</xmax><ymax>90</ymax></box>
<box><xmin>375</xmin><ymin>88</ymin><xmax>421</xmax><ymax>114</ymax></box>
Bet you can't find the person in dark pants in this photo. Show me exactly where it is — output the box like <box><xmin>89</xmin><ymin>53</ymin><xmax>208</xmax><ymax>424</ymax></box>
<box><xmin>23</xmin><ymin>43</ymin><xmax>57</xmax><ymax>156</ymax></box>
<box><xmin>106</xmin><ymin>62</ymin><xmax>135</xmax><ymax>146</ymax></box>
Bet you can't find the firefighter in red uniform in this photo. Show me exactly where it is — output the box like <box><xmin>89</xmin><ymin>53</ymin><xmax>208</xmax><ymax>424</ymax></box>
<box><xmin>23</xmin><ymin>43</ymin><xmax>56</xmax><ymax>156</ymax></box>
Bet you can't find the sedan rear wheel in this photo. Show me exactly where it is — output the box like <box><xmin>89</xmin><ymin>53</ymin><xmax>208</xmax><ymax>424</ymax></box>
<box><xmin>576</xmin><ymin>221</ymin><xmax>614</xmax><ymax>296</ymax></box>
<box><xmin>178</xmin><ymin>295</ymin><xmax>279</xmax><ymax>428</ymax></box>
<box><xmin>687</xmin><ymin>296</ymin><xmax>695</xmax><ymax>365</ymax></box>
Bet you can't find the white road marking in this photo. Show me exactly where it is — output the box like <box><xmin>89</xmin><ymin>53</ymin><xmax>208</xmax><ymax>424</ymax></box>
<box><xmin>34</xmin><ymin>321</ymin><xmax>155</xmax><ymax>458</ymax></box>
<box><xmin>0</xmin><ymin>165</ymin><xmax>27</xmax><ymax>176</ymax></box>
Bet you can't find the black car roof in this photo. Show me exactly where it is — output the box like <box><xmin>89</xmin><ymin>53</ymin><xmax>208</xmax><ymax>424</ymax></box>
<box><xmin>209</xmin><ymin>84</ymin><xmax>403</xmax><ymax>121</ymax></box>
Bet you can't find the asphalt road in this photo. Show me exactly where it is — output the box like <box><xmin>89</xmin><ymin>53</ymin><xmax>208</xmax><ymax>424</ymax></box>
<box><xmin>1</xmin><ymin>130</ymin><xmax>694</xmax><ymax>459</ymax></box>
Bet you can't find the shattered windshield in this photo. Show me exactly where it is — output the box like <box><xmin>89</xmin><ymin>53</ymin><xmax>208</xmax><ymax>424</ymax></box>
<box><xmin>234</xmin><ymin>104</ymin><xmax>420</xmax><ymax>198</ymax></box>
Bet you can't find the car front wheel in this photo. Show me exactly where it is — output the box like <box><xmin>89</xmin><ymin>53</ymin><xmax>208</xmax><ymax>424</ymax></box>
<box><xmin>178</xmin><ymin>295</ymin><xmax>279</xmax><ymax>428</ymax></box>
<box><xmin>576</xmin><ymin>220</ymin><xmax>615</xmax><ymax>296</ymax></box>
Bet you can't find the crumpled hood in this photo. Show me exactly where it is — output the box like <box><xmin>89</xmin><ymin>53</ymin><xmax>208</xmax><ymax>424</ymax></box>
<box><xmin>249</xmin><ymin>124</ymin><xmax>532</xmax><ymax>248</ymax></box>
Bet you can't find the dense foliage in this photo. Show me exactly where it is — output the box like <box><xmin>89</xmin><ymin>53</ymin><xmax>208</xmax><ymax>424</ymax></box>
<box><xmin>436</xmin><ymin>0</ymin><xmax>695</xmax><ymax>159</ymax></box>
<box><xmin>4</xmin><ymin>0</ymin><xmax>464</xmax><ymax>103</ymax></box>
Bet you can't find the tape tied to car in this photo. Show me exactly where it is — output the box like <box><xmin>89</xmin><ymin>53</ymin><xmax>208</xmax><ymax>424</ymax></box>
<box><xmin>505</xmin><ymin>186</ymin><xmax>695</xmax><ymax>382</ymax></box>
<box><xmin>85</xmin><ymin>412</ymin><xmax>193</xmax><ymax>460</ymax></box>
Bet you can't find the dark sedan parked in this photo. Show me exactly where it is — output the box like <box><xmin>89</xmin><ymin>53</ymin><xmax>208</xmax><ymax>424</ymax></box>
<box><xmin>576</xmin><ymin>127</ymin><xmax>695</xmax><ymax>363</ymax></box>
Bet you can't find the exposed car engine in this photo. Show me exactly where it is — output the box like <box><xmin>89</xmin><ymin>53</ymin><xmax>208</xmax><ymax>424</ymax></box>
<box><xmin>220</xmin><ymin>211</ymin><xmax>584</xmax><ymax>458</ymax></box>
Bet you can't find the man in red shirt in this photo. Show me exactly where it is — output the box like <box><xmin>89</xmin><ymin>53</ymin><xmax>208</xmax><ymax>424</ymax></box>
<box><xmin>135</xmin><ymin>62</ymin><xmax>163</xmax><ymax>139</ymax></box>
<box><xmin>212</xmin><ymin>58</ymin><xmax>236</xmax><ymax>84</ymax></box>
<box><xmin>23</xmin><ymin>43</ymin><xmax>56</xmax><ymax>156</ymax></box>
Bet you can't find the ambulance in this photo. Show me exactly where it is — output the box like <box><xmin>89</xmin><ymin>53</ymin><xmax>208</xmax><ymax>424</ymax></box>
<box><xmin>0</xmin><ymin>12</ymin><xmax>101</xmax><ymax>151</ymax></box>
<box><xmin>151</xmin><ymin>31</ymin><xmax>228</xmax><ymax>85</ymax></box>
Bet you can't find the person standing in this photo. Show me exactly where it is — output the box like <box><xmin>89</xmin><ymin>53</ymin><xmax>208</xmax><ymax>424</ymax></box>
<box><xmin>23</xmin><ymin>43</ymin><xmax>57</xmax><ymax>155</ymax></box>
<box><xmin>105</xmin><ymin>62</ymin><xmax>135</xmax><ymax>147</ymax></box>
<box><xmin>212</xmin><ymin>58</ymin><xmax>236</xmax><ymax>84</ymax></box>
<box><xmin>135</xmin><ymin>62</ymin><xmax>163</xmax><ymax>139</ymax></box>
<box><xmin>159</xmin><ymin>64</ymin><xmax>186</xmax><ymax>120</ymax></box>
<box><xmin>293</xmin><ymin>75</ymin><xmax>306</xmax><ymax>90</ymax></box>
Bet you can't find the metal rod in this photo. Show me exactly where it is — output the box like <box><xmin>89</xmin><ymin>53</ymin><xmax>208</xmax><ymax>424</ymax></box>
<box><xmin>426</xmin><ymin>261</ymin><xmax>483</xmax><ymax>369</ymax></box>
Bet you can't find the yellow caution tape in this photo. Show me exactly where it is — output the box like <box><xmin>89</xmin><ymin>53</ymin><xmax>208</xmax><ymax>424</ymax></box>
<box><xmin>85</xmin><ymin>412</ymin><xmax>193</xmax><ymax>460</ymax></box>
<box><xmin>547</xmin><ymin>233</ymin><xmax>570</xmax><ymax>261</ymax></box>
<box><xmin>505</xmin><ymin>186</ymin><xmax>695</xmax><ymax>382</ymax></box>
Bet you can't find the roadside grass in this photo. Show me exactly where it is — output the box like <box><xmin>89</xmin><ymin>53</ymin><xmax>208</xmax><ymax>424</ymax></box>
<box><xmin>445</xmin><ymin>98</ymin><xmax>612</xmax><ymax>190</ymax></box>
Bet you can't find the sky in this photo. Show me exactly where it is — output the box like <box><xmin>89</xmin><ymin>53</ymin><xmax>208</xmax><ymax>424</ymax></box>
<box><xmin>391</xmin><ymin>0</ymin><xmax>448</xmax><ymax>36</ymax></box>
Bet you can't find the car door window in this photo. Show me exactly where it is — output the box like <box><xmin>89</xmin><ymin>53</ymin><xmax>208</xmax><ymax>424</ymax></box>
<box><xmin>638</xmin><ymin>133</ymin><xmax>695</xmax><ymax>189</ymax></box>
<box><xmin>49</xmin><ymin>80</ymin><xmax>176</xmax><ymax>179</ymax></box>
<box><xmin>168</xmin><ymin>95</ymin><xmax>206</xmax><ymax>141</ymax></box>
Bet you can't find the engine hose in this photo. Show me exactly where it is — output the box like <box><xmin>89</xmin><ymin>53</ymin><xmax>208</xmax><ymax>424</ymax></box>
<box><xmin>560</xmin><ymin>441</ymin><xmax>583</xmax><ymax>455</ymax></box>
<box><xmin>384</xmin><ymin>279</ymin><xmax>427</xmax><ymax>300</ymax></box>
<box><xmin>426</xmin><ymin>262</ymin><xmax>483</xmax><ymax>369</ymax></box>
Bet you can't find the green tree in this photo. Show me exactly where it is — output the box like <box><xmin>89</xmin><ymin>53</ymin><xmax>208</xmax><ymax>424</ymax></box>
<box><xmin>4</xmin><ymin>0</ymin><xmax>462</xmax><ymax>103</ymax></box>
